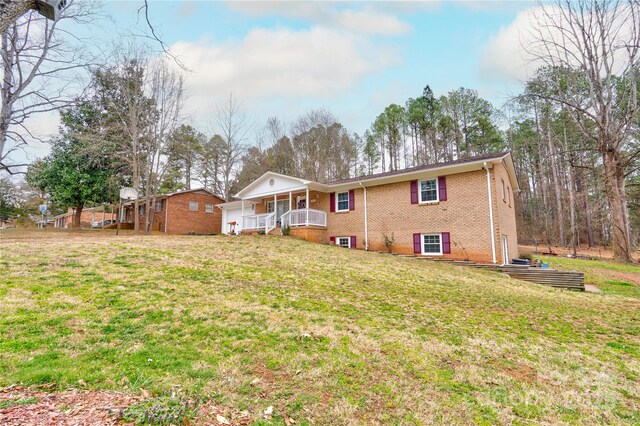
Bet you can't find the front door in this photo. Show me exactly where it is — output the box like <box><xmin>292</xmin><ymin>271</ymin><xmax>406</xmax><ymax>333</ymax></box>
<box><xmin>501</xmin><ymin>235</ymin><xmax>509</xmax><ymax>265</ymax></box>
<box><xmin>267</xmin><ymin>200</ymin><xmax>289</xmax><ymax>221</ymax></box>
<box><xmin>297</xmin><ymin>196</ymin><xmax>306</xmax><ymax>209</ymax></box>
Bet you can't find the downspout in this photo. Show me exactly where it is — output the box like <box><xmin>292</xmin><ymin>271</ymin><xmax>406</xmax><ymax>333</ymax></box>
<box><xmin>164</xmin><ymin>198</ymin><xmax>169</xmax><ymax>234</ymax></box>
<box><xmin>359</xmin><ymin>182</ymin><xmax>369</xmax><ymax>251</ymax></box>
<box><xmin>484</xmin><ymin>162</ymin><xmax>497</xmax><ymax>264</ymax></box>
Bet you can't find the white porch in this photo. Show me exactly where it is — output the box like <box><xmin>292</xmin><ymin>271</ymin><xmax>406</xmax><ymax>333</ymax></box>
<box><xmin>241</xmin><ymin>208</ymin><xmax>327</xmax><ymax>233</ymax></box>
<box><xmin>234</xmin><ymin>172</ymin><xmax>328</xmax><ymax>234</ymax></box>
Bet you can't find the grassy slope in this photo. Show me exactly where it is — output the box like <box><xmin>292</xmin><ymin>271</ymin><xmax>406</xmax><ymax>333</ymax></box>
<box><xmin>0</xmin><ymin>230</ymin><xmax>638</xmax><ymax>425</ymax></box>
<box><xmin>537</xmin><ymin>255</ymin><xmax>640</xmax><ymax>298</ymax></box>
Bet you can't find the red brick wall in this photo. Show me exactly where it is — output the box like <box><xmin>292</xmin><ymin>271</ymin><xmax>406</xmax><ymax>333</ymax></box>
<box><xmin>165</xmin><ymin>192</ymin><xmax>223</xmax><ymax>234</ymax></box>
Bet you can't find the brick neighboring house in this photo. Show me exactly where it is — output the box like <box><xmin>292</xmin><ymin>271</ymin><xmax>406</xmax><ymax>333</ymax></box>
<box><xmin>221</xmin><ymin>152</ymin><xmax>519</xmax><ymax>264</ymax></box>
<box><xmin>122</xmin><ymin>188</ymin><xmax>224</xmax><ymax>234</ymax></box>
<box><xmin>51</xmin><ymin>206</ymin><xmax>117</xmax><ymax>228</ymax></box>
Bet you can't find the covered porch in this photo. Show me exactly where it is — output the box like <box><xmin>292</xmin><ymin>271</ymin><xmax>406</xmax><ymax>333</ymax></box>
<box><xmin>240</xmin><ymin>188</ymin><xmax>327</xmax><ymax>233</ymax></box>
<box><xmin>234</xmin><ymin>173</ymin><xmax>328</xmax><ymax>235</ymax></box>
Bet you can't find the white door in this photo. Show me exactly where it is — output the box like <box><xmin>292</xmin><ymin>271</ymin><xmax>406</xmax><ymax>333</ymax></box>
<box><xmin>501</xmin><ymin>235</ymin><xmax>509</xmax><ymax>265</ymax></box>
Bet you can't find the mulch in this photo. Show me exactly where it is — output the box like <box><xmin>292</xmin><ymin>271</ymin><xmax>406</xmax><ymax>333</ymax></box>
<box><xmin>0</xmin><ymin>385</ymin><xmax>140</xmax><ymax>425</ymax></box>
<box><xmin>0</xmin><ymin>385</ymin><xmax>255</xmax><ymax>425</ymax></box>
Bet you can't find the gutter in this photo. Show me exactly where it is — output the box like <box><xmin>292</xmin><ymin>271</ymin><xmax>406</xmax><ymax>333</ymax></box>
<box><xmin>358</xmin><ymin>182</ymin><xmax>369</xmax><ymax>251</ymax></box>
<box><xmin>483</xmin><ymin>162</ymin><xmax>497</xmax><ymax>264</ymax></box>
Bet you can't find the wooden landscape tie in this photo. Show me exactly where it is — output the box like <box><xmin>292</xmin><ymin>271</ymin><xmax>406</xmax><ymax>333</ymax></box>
<box><xmin>472</xmin><ymin>264</ymin><xmax>585</xmax><ymax>291</ymax></box>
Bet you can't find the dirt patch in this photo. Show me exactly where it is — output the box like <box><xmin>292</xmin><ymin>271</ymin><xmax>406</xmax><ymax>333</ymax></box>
<box><xmin>0</xmin><ymin>385</ymin><xmax>140</xmax><ymax>425</ymax></box>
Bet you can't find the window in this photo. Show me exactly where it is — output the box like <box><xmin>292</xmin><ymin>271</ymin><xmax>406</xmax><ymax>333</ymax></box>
<box><xmin>154</xmin><ymin>200</ymin><xmax>164</xmax><ymax>212</ymax></box>
<box><xmin>419</xmin><ymin>179</ymin><xmax>438</xmax><ymax>203</ymax></box>
<box><xmin>205</xmin><ymin>203</ymin><xmax>214</xmax><ymax>213</ymax></box>
<box><xmin>501</xmin><ymin>179</ymin><xmax>506</xmax><ymax>202</ymax></box>
<box><xmin>422</xmin><ymin>234</ymin><xmax>442</xmax><ymax>255</ymax></box>
<box><xmin>336</xmin><ymin>237</ymin><xmax>351</xmax><ymax>248</ymax></box>
<box><xmin>189</xmin><ymin>201</ymin><xmax>199</xmax><ymax>212</ymax></box>
<box><xmin>507</xmin><ymin>186</ymin><xmax>511</xmax><ymax>207</ymax></box>
<box><xmin>336</xmin><ymin>192</ymin><xmax>349</xmax><ymax>212</ymax></box>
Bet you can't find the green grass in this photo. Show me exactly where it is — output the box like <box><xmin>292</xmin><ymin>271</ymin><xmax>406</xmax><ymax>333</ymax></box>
<box><xmin>1</xmin><ymin>230</ymin><xmax>639</xmax><ymax>424</ymax></box>
<box><xmin>537</xmin><ymin>255</ymin><xmax>640</xmax><ymax>298</ymax></box>
<box><xmin>0</xmin><ymin>397</ymin><xmax>39</xmax><ymax>409</ymax></box>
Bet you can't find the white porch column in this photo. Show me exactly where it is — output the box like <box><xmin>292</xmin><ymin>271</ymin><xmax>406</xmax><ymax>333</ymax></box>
<box><xmin>241</xmin><ymin>199</ymin><xmax>244</xmax><ymax>229</ymax></box>
<box><xmin>289</xmin><ymin>192</ymin><xmax>292</xmax><ymax>211</ymax></box>
<box><xmin>305</xmin><ymin>187</ymin><xmax>309</xmax><ymax>225</ymax></box>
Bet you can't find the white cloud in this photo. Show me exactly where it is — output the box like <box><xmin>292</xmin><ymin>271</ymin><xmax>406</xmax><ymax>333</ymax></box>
<box><xmin>480</xmin><ymin>7</ymin><xmax>538</xmax><ymax>82</ymax></box>
<box><xmin>170</xmin><ymin>26</ymin><xmax>398</xmax><ymax>126</ymax></box>
<box><xmin>226</xmin><ymin>1</ymin><xmax>411</xmax><ymax>35</ymax></box>
<box><xmin>481</xmin><ymin>4</ymin><xmax>638</xmax><ymax>82</ymax></box>
<box><xmin>334</xmin><ymin>9</ymin><xmax>410</xmax><ymax>35</ymax></box>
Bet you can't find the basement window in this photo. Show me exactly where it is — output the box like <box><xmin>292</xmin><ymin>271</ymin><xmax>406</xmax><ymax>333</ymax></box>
<box><xmin>336</xmin><ymin>236</ymin><xmax>351</xmax><ymax>248</ymax></box>
<box><xmin>422</xmin><ymin>234</ymin><xmax>442</xmax><ymax>255</ymax></box>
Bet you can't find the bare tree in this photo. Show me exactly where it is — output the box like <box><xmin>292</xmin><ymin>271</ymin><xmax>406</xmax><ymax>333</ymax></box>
<box><xmin>94</xmin><ymin>46</ymin><xmax>153</xmax><ymax>233</ymax></box>
<box><xmin>527</xmin><ymin>0</ymin><xmax>640</xmax><ymax>261</ymax></box>
<box><xmin>142</xmin><ymin>58</ymin><xmax>184</xmax><ymax>234</ymax></box>
<box><xmin>1</xmin><ymin>1</ymin><xmax>96</xmax><ymax>174</ymax></box>
<box><xmin>213</xmin><ymin>94</ymin><xmax>252</xmax><ymax>200</ymax></box>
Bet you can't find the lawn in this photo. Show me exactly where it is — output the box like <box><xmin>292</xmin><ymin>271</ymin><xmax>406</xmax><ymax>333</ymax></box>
<box><xmin>1</xmin><ymin>230</ymin><xmax>639</xmax><ymax>425</ymax></box>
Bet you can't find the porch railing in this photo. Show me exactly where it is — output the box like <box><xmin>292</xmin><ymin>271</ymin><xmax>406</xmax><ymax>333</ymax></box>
<box><xmin>242</xmin><ymin>212</ymin><xmax>277</xmax><ymax>234</ymax></box>
<box><xmin>281</xmin><ymin>208</ymin><xmax>326</xmax><ymax>228</ymax></box>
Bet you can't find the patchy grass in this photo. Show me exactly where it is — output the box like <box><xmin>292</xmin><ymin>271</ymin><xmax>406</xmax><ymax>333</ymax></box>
<box><xmin>0</xmin><ymin>397</ymin><xmax>39</xmax><ymax>409</ymax></box>
<box><xmin>538</xmin><ymin>255</ymin><xmax>640</xmax><ymax>298</ymax></box>
<box><xmin>1</xmin><ymin>229</ymin><xmax>639</xmax><ymax>424</ymax></box>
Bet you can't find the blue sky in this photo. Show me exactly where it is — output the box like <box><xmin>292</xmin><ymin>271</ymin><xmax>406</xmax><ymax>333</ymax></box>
<box><xmin>24</xmin><ymin>1</ymin><xmax>540</xmax><ymax>161</ymax></box>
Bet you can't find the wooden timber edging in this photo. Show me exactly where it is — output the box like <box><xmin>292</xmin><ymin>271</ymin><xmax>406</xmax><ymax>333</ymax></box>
<box><xmin>471</xmin><ymin>264</ymin><xmax>585</xmax><ymax>291</ymax></box>
<box><xmin>388</xmin><ymin>253</ymin><xmax>585</xmax><ymax>291</ymax></box>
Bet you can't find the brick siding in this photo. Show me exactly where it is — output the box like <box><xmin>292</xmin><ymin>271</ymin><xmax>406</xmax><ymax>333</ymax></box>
<box><xmin>246</xmin><ymin>166</ymin><xmax>518</xmax><ymax>263</ymax></box>
<box><xmin>164</xmin><ymin>192</ymin><xmax>223</xmax><ymax>234</ymax></box>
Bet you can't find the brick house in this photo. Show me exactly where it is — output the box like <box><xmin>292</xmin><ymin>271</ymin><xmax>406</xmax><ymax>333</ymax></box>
<box><xmin>122</xmin><ymin>188</ymin><xmax>224</xmax><ymax>234</ymax></box>
<box><xmin>51</xmin><ymin>206</ymin><xmax>117</xmax><ymax>228</ymax></box>
<box><xmin>221</xmin><ymin>152</ymin><xmax>519</xmax><ymax>264</ymax></box>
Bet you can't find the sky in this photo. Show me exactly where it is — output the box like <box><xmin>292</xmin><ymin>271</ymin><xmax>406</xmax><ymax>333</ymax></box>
<box><xmin>19</xmin><ymin>0</ymin><xmax>542</xmax><ymax>164</ymax></box>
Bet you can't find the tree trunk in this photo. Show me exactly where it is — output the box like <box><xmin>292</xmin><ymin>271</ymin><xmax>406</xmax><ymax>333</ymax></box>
<box><xmin>567</xmin><ymin>165</ymin><xmax>578</xmax><ymax>256</ymax></box>
<box><xmin>602</xmin><ymin>149</ymin><xmax>632</xmax><ymax>261</ymax></box>
<box><xmin>580</xmin><ymin>169</ymin><xmax>596</xmax><ymax>247</ymax></box>
<box><xmin>185</xmin><ymin>160</ymin><xmax>191</xmax><ymax>190</ymax></box>
<box><xmin>73</xmin><ymin>205</ymin><xmax>83</xmax><ymax>229</ymax></box>
<box><xmin>547</xmin><ymin>120</ymin><xmax>565</xmax><ymax>246</ymax></box>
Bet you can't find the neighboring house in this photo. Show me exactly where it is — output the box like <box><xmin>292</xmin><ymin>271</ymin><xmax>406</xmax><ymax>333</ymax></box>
<box><xmin>217</xmin><ymin>200</ymin><xmax>257</xmax><ymax>235</ymax></box>
<box><xmin>122</xmin><ymin>188</ymin><xmax>224</xmax><ymax>235</ymax></box>
<box><xmin>224</xmin><ymin>152</ymin><xmax>519</xmax><ymax>264</ymax></box>
<box><xmin>51</xmin><ymin>206</ymin><xmax>117</xmax><ymax>228</ymax></box>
